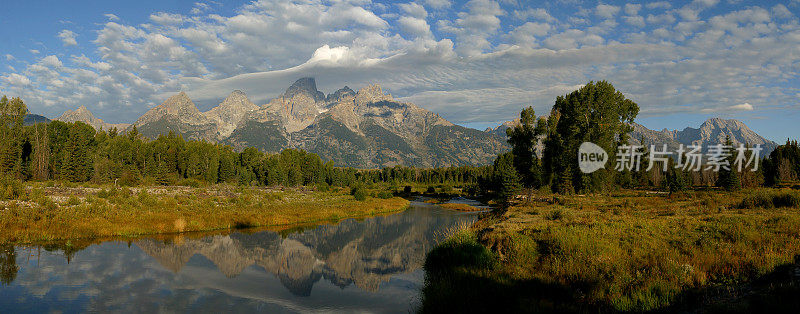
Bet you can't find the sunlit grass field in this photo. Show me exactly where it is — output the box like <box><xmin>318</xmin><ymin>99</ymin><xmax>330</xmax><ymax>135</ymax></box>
<box><xmin>423</xmin><ymin>188</ymin><xmax>800</xmax><ymax>312</ymax></box>
<box><xmin>0</xmin><ymin>181</ymin><xmax>409</xmax><ymax>243</ymax></box>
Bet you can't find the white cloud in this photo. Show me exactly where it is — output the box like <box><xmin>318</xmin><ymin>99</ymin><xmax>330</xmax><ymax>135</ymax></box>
<box><xmin>442</xmin><ymin>0</ymin><xmax>505</xmax><ymax>56</ymax></box>
<box><xmin>623</xmin><ymin>15</ymin><xmax>645</xmax><ymax>27</ymax></box>
<box><xmin>191</xmin><ymin>2</ymin><xmax>212</xmax><ymax>15</ymax></box>
<box><xmin>104</xmin><ymin>13</ymin><xmax>120</xmax><ymax>21</ymax></box>
<box><xmin>771</xmin><ymin>4</ymin><xmax>793</xmax><ymax>19</ymax></box>
<box><xmin>149</xmin><ymin>12</ymin><xmax>187</xmax><ymax>25</ymax></box>
<box><xmin>58</xmin><ymin>29</ymin><xmax>78</xmax><ymax>46</ymax></box>
<box><xmin>624</xmin><ymin>4</ymin><xmax>641</xmax><ymax>16</ymax></box>
<box><xmin>693</xmin><ymin>0</ymin><xmax>719</xmax><ymax>8</ymax></box>
<box><xmin>399</xmin><ymin>16</ymin><xmax>434</xmax><ymax>38</ymax></box>
<box><xmin>513</xmin><ymin>8</ymin><xmax>555</xmax><ymax>22</ymax></box>
<box><xmin>730</xmin><ymin>103</ymin><xmax>754</xmax><ymax>110</ymax></box>
<box><xmin>4</xmin><ymin>73</ymin><xmax>31</xmax><ymax>86</ymax></box>
<box><xmin>646</xmin><ymin>13</ymin><xmax>676</xmax><ymax>25</ymax></box>
<box><xmin>29</xmin><ymin>49</ymin><xmax>40</xmax><ymax>54</ymax></box>
<box><xmin>596</xmin><ymin>4</ymin><xmax>621</xmax><ymax>19</ymax></box>
<box><xmin>398</xmin><ymin>2</ymin><xmax>428</xmax><ymax>19</ymax></box>
<box><xmin>41</xmin><ymin>55</ymin><xmax>63</xmax><ymax>68</ymax></box>
<box><xmin>508</xmin><ymin>22</ymin><xmax>551</xmax><ymax>46</ymax></box>
<box><xmin>424</xmin><ymin>0</ymin><xmax>451</xmax><ymax>9</ymax></box>
<box><xmin>1</xmin><ymin>0</ymin><xmax>798</xmax><ymax>129</ymax></box>
<box><xmin>646</xmin><ymin>2</ymin><xmax>671</xmax><ymax>10</ymax></box>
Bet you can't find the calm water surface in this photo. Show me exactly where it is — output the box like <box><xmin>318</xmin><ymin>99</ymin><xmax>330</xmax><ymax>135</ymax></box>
<box><xmin>0</xmin><ymin>202</ymin><xmax>478</xmax><ymax>313</ymax></box>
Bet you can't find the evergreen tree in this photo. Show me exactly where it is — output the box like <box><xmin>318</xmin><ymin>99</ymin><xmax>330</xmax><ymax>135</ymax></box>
<box><xmin>665</xmin><ymin>158</ymin><xmax>686</xmax><ymax>194</ymax></box>
<box><xmin>718</xmin><ymin>136</ymin><xmax>741</xmax><ymax>191</ymax></box>
<box><xmin>493</xmin><ymin>152</ymin><xmax>521</xmax><ymax>201</ymax></box>
<box><xmin>506</xmin><ymin>106</ymin><xmax>546</xmax><ymax>188</ymax></box>
<box><xmin>0</xmin><ymin>96</ymin><xmax>27</xmax><ymax>177</ymax></box>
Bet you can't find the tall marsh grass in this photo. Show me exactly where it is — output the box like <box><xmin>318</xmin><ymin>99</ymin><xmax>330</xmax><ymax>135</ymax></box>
<box><xmin>423</xmin><ymin>189</ymin><xmax>800</xmax><ymax>312</ymax></box>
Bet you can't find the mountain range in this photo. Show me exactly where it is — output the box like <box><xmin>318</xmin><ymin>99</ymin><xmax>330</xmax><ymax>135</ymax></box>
<box><xmin>52</xmin><ymin>77</ymin><xmax>778</xmax><ymax>168</ymax></box>
<box><xmin>487</xmin><ymin>116</ymin><xmax>777</xmax><ymax>156</ymax></box>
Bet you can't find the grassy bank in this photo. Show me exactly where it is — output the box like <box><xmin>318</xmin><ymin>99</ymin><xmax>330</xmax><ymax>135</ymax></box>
<box><xmin>0</xmin><ymin>181</ymin><xmax>409</xmax><ymax>243</ymax></box>
<box><xmin>422</xmin><ymin>188</ymin><xmax>800</xmax><ymax>312</ymax></box>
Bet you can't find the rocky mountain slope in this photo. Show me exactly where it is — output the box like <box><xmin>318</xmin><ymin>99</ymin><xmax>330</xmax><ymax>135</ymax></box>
<box><xmin>53</xmin><ymin>77</ymin><xmax>778</xmax><ymax>167</ymax></box>
<box><xmin>126</xmin><ymin>78</ymin><xmax>507</xmax><ymax>168</ymax></box>
<box><xmin>488</xmin><ymin>117</ymin><xmax>777</xmax><ymax>156</ymax></box>
<box><xmin>23</xmin><ymin>114</ymin><xmax>50</xmax><ymax>126</ymax></box>
<box><xmin>56</xmin><ymin>105</ymin><xmax>129</xmax><ymax>131</ymax></box>
<box><xmin>629</xmin><ymin>118</ymin><xmax>778</xmax><ymax>154</ymax></box>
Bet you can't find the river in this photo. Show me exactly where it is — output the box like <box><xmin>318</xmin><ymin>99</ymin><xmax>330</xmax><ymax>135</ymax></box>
<box><xmin>0</xmin><ymin>201</ymin><xmax>479</xmax><ymax>313</ymax></box>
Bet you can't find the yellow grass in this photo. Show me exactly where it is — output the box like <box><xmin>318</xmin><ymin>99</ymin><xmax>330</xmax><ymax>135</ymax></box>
<box><xmin>425</xmin><ymin>188</ymin><xmax>800</xmax><ymax>312</ymax></box>
<box><xmin>0</xmin><ymin>183</ymin><xmax>409</xmax><ymax>244</ymax></box>
<box><xmin>439</xmin><ymin>203</ymin><xmax>481</xmax><ymax>212</ymax></box>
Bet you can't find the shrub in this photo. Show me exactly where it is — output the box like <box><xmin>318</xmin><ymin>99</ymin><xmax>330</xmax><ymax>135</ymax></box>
<box><xmin>739</xmin><ymin>190</ymin><xmax>800</xmax><ymax>209</ymax></box>
<box><xmin>66</xmin><ymin>196</ymin><xmax>81</xmax><ymax>206</ymax></box>
<box><xmin>545</xmin><ymin>209</ymin><xmax>564</xmax><ymax>220</ymax></box>
<box><xmin>426</xmin><ymin>186</ymin><xmax>436</xmax><ymax>194</ymax></box>
<box><xmin>350</xmin><ymin>184</ymin><xmax>367</xmax><ymax>201</ymax></box>
<box><xmin>0</xmin><ymin>176</ymin><xmax>25</xmax><ymax>201</ymax></box>
<box><xmin>425</xmin><ymin>227</ymin><xmax>495</xmax><ymax>273</ymax></box>
<box><xmin>773</xmin><ymin>191</ymin><xmax>800</xmax><ymax>208</ymax></box>
<box><xmin>118</xmin><ymin>170</ymin><xmax>140</xmax><ymax>186</ymax></box>
<box><xmin>177</xmin><ymin>178</ymin><xmax>202</xmax><ymax>188</ymax></box>
<box><xmin>440</xmin><ymin>184</ymin><xmax>453</xmax><ymax>194</ymax></box>
<box><xmin>403</xmin><ymin>185</ymin><xmax>412</xmax><ymax>194</ymax></box>
<box><xmin>376</xmin><ymin>190</ymin><xmax>393</xmax><ymax>199</ymax></box>
<box><xmin>315</xmin><ymin>182</ymin><xmax>330</xmax><ymax>192</ymax></box>
<box><xmin>353</xmin><ymin>188</ymin><xmax>367</xmax><ymax>201</ymax></box>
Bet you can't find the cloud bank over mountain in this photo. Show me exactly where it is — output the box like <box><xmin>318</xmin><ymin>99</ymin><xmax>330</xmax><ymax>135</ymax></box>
<box><xmin>1</xmin><ymin>0</ymin><xmax>798</xmax><ymax>138</ymax></box>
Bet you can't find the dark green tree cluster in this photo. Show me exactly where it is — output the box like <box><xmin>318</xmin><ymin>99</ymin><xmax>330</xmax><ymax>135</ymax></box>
<box><xmin>505</xmin><ymin>106</ymin><xmax>547</xmax><ymax>189</ymax></box>
<box><xmin>716</xmin><ymin>136</ymin><xmax>741</xmax><ymax>191</ymax></box>
<box><xmin>2</xmin><ymin>96</ymin><xmax>494</xmax><ymax>190</ymax></box>
<box><xmin>356</xmin><ymin>165</ymin><xmax>491</xmax><ymax>186</ymax></box>
<box><xmin>763</xmin><ymin>140</ymin><xmax>800</xmax><ymax>186</ymax></box>
<box><xmin>0</xmin><ymin>96</ymin><xmax>27</xmax><ymax>178</ymax></box>
<box><xmin>541</xmin><ymin>81</ymin><xmax>639</xmax><ymax>194</ymax></box>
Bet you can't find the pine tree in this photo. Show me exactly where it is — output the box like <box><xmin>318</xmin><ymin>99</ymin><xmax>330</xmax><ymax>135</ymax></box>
<box><xmin>718</xmin><ymin>136</ymin><xmax>740</xmax><ymax>191</ymax></box>
<box><xmin>665</xmin><ymin>158</ymin><xmax>686</xmax><ymax>194</ymax></box>
<box><xmin>493</xmin><ymin>152</ymin><xmax>521</xmax><ymax>201</ymax></box>
<box><xmin>506</xmin><ymin>106</ymin><xmax>545</xmax><ymax>189</ymax></box>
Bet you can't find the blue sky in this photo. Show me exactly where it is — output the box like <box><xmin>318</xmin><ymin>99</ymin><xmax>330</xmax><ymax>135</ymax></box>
<box><xmin>1</xmin><ymin>0</ymin><xmax>798</xmax><ymax>142</ymax></box>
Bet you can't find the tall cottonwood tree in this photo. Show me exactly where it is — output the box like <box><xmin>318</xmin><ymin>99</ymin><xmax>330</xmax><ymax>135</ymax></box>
<box><xmin>542</xmin><ymin>81</ymin><xmax>639</xmax><ymax>194</ymax></box>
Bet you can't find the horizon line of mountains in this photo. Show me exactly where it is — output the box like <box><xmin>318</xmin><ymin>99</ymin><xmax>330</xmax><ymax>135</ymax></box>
<box><xmin>32</xmin><ymin>77</ymin><xmax>778</xmax><ymax>168</ymax></box>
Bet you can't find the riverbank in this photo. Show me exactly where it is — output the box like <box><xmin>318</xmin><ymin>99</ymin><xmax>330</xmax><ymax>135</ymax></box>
<box><xmin>422</xmin><ymin>188</ymin><xmax>800</xmax><ymax>312</ymax></box>
<box><xmin>0</xmin><ymin>182</ymin><xmax>409</xmax><ymax>244</ymax></box>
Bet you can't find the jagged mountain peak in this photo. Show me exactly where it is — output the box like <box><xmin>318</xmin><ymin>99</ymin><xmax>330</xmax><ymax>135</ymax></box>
<box><xmin>218</xmin><ymin>90</ymin><xmax>257</xmax><ymax>110</ymax></box>
<box><xmin>132</xmin><ymin>78</ymin><xmax>506</xmax><ymax>167</ymax></box>
<box><xmin>354</xmin><ymin>84</ymin><xmax>393</xmax><ymax>107</ymax></box>
<box><xmin>58</xmin><ymin>105</ymin><xmax>130</xmax><ymax>131</ymax></box>
<box><xmin>59</xmin><ymin>105</ymin><xmax>96</xmax><ymax>121</ymax></box>
<box><xmin>284</xmin><ymin>77</ymin><xmax>324</xmax><ymax>102</ymax></box>
<box><xmin>327</xmin><ymin>86</ymin><xmax>356</xmax><ymax>103</ymax></box>
<box><xmin>205</xmin><ymin>90</ymin><xmax>260</xmax><ymax>139</ymax></box>
<box><xmin>134</xmin><ymin>91</ymin><xmax>210</xmax><ymax>132</ymax></box>
<box><xmin>629</xmin><ymin>117</ymin><xmax>777</xmax><ymax>154</ymax></box>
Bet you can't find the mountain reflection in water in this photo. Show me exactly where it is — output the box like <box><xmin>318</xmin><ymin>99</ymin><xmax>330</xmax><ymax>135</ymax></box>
<box><xmin>0</xmin><ymin>204</ymin><xmax>477</xmax><ymax>313</ymax></box>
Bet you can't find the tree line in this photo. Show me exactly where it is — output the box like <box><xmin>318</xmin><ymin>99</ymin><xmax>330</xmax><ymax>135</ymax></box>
<box><xmin>0</xmin><ymin>95</ymin><xmax>492</xmax><ymax>189</ymax></box>
<box><xmin>487</xmin><ymin>81</ymin><xmax>796</xmax><ymax>199</ymax></box>
<box><xmin>2</xmin><ymin>84</ymin><xmax>797</xmax><ymax>198</ymax></box>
